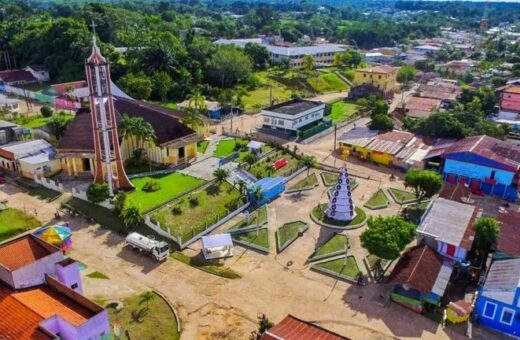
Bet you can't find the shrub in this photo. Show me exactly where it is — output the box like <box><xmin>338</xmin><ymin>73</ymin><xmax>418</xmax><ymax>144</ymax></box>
<box><xmin>86</xmin><ymin>183</ymin><xmax>110</xmax><ymax>204</ymax></box>
<box><xmin>142</xmin><ymin>180</ymin><xmax>161</xmax><ymax>192</ymax></box>
<box><xmin>172</xmin><ymin>206</ymin><xmax>182</xmax><ymax>215</ymax></box>
<box><xmin>189</xmin><ymin>196</ymin><xmax>199</xmax><ymax>207</ymax></box>
<box><xmin>40</xmin><ymin>105</ymin><xmax>53</xmax><ymax>118</ymax></box>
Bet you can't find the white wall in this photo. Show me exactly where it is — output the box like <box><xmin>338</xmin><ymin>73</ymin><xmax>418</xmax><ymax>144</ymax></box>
<box><xmin>11</xmin><ymin>251</ymin><xmax>64</xmax><ymax>289</ymax></box>
<box><xmin>71</xmin><ymin>187</ymin><xmax>114</xmax><ymax>210</ymax></box>
<box><xmin>34</xmin><ymin>174</ymin><xmax>64</xmax><ymax>192</ymax></box>
<box><xmin>262</xmin><ymin>104</ymin><xmax>325</xmax><ymax>131</ymax></box>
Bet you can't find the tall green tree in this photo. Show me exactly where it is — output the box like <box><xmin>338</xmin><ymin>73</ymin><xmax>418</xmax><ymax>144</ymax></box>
<box><xmin>121</xmin><ymin>206</ymin><xmax>143</xmax><ymax>229</ymax></box>
<box><xmin>404</xmin><ymin>169</ymin><xmax>442</xmax><ymax>204</ymax></box>
<box><xmin>206</xmin><ymin>45</ymin><xmax>252</xmax><ymax>88</ymax></box>
<box><xmin>360</xmin><ymin>216</ymin><xmax>416</xmax><ymax>260</ymax></box>
<box><xmin>473</xmin><ymin>217</ymin><xmax>500</xmax><ymax>255</ymax></box>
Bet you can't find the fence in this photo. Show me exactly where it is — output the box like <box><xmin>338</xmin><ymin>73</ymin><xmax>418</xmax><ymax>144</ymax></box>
<box><xmin>144</xmin><ymin>201</ymin><xmax>251</xmax><ymax>249</ymax></box>
<box><xmin>71</xmin><ymin>187</ymin><xmax>115</xmax><ymax>210</ymax></box>
<box><xmin>34</xmin><ymin>175</ymin><xmax>64</xmax><ymax>192</ymax></box>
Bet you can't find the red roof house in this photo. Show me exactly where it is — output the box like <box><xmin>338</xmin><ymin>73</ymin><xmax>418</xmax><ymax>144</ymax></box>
<box><xmin>0</xmin><ymin>69</ymin><xmax>38</xmax><ymax>85</ymax></box>
<box><xmin>261</xmin><ymin>315</ymin><xmax>350</xmax><ymax>340</ymax></box>
<box><xmin>496</xmin><ymin>209</ymin><xmax>520</xmax><ymax>257</ymax></box>
<box><xmin>500</xmin><ymin>85</ymin><xmax>520</xmax><ymax>113</ymax></box>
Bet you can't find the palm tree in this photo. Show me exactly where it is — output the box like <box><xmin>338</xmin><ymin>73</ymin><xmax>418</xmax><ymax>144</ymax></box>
<box><xmin>299</xmin><ymin>155</ymin><xmax>317</xmax><ymax>176</ymax></box>
<box><xmin>142</xmin><ymin>42</ymin><xmax>176</xmax><ymax>73</ymax></box>
<box><xmin>236</xmin><ymin>179</ymin><xmax>248</xmax><ymax>196</ymax></box>
<box><xmin>302</xmin><ymin>55</ymin><xmax>315</xmax><ymax>74</ymax></box>
<box><xmin>119</xmin><ymin>115</ymin><xmax>156</xmax><ymax>152</ymax></box>
<box><xmin>213</xmin><ymin>168</ymin><xmax>229</xmax><ymax>184</ymax></box>
<box><xmin>243</xmin><ymin>153</ymin><xmax>258</xmax><ymax>169</ymax></box>
<box><xmin>121</xmin><ymin>206</ymin><xmax>142</xmax><ymax>229</ymax></box>
<box><xmin>252</xmin><ymin>186</ymin><xmax>264</xmax><ymax>205</ymax></box>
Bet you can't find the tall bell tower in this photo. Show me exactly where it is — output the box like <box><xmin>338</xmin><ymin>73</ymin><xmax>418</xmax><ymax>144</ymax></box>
<box><xmin>85</xmin><ymin>28</ymin><xmax>133</xmax><ymax>195</ymax></box>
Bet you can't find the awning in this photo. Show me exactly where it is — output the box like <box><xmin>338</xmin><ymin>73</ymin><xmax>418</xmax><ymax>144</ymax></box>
<box><xmin>201</xmin><ymin>234</ymin><xmax>233</xmax><ymax>249</ymax></box>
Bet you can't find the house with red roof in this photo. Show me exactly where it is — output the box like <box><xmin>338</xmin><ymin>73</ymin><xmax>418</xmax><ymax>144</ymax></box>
<box><xmin>261</xmin><ymin>314</ymin><xmax>350</xmax><ymax>340</ymax></box>
<box><xmin>495</xmin><ymin>209</ymin><xmax>520</xmax><ymax>258</ymax></box>
<box><xmin>0</xmin><ymin>69</ymin><xmax>38</xmax><ymax>86</ymax></box>
<box><xmin>500</xmin><ymin>84</ymin><xmax>520</xmax><ymax>113</ymax></box>
<box><xmin>424</xmin><ymin>135</ymin><xmax>520</xmax><ymax>201</ymax></box>
<box><xmin>0</xmin><ymin>235</ymin><xmax>109</xmax><ymax>339</ymax></box>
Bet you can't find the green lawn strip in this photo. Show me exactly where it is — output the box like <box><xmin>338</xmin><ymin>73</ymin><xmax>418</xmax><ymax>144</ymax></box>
<box><xmin>127</xmin><ymin>173</ymin><xmax>206</xmax><ymax>213</ymax></box>
<box><xmin>13</xmin><ymin>112</ymin><xmax>74</xmax><ymax>129</ymax></box>
<box><xmin>387</xmin><ymin>188</ymin><xmax>417</xmax><ymax>204</ymax></box>
<box><xmin>248</xmin><ymin>150</ymin><xmax>302</xmax><ymax>179</ymax></box>
<box><xmin>170</xmin><ymin>252</ymin><xmax>241</xmax><ymax>279</ymax></box>
<box><xmin>308</xmin><ymin>73</ymin><xmax>348</xmax><ymax>93</ymax></box>
<box><xmin>309</xmin><ymin>233</ymin><xmax>349</xmax><ymax>261</ymax></box>
<box><xmin>0</xmin><ymin>208</ymin><xmax>41</xmax><ymax>243</ymax></box>
<box><xmin>287</xmin><ymin>173</ymin><xmax>318</xmax><ymax>192</ymax></box>
<box><xmin>364</xmin><ymin>189</ymin><xmax>390</xmax><ymax>209</ymax></box>
<box><xmin>62</xmin><ymin>198</ymin><xmax>176</xmax><ymax>249</ymax></box>
<box><xmin>228</xmin><ymin>206</ymin><xmax>267</xmax><ymax>231</ymax></box>
<box><xmin>326</xmin><ymin>101</ymin><xmax>359</xmax><ymax>124</ymax></box>
<box><xmin>311</xmin><ymin>204</ymin><xmax>366</xmax><ymax>228</ymax></box>
<box><xmin>321</xmin><ymin>172</ymin><xmax>339</xmax><ymax>186</ymax></box>
<box><xmin>86</xmin><ymin>271</ymin><xmax>110</xmax><ymax>280</ymax></box>
<box><xmin>276</xmin><ymin>221</ymin><xmax>309</xmax><ymax>252</ymax></box>
<box><xmin>197</xmin><ymin>140</ymin><xmax>209</xmax><ymax>154</ymax></box>
<box><xmin>150</xmin><ymin>182</ymin><xmax>244</xmax><ymax>243</ymax></box>
<box><xmin>231</xmin><ymin>228</ymin><xmax>270</xmax><ymax>252</ymax></box>
<box><xmin>312</xmin><ymin>256</ymin><xmax>362</xmax><ymax>281</ymax></box>
<box><xmin>105</xmin><ymin>291</ymin><xmax>181</xmax><ymax>339</ymax></box>
<box><xmin>213</xmin><ymin>138</ymin><xmax>249</xmax><ymax>158</ymax></box>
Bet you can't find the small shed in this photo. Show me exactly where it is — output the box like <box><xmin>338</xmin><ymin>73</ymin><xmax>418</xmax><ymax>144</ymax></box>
<box><xmin>446</xmin><ymin>299</ymin><xmax>473</xmax><ymax>324</ymax></box>
<box><xmin>246</xmin><ymin>140</ymin><xmax>264</xmax><ymax>155</ymax></box>
<box><xmin>201</xmin><ymin>234</ymin><xmax>233</xmax><ymax>260</ymax></box>
<box><xmin>248</xmin><ymin>177</ymin><xmax>285</xmax><ymax>206</ymax></box>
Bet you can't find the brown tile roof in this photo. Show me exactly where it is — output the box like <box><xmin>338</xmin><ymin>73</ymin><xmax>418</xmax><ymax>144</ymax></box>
<box><xmin>0</xmin><ymin>235</ymin><xmax>60</xmax><ymax>271</ymax></box>
<box><xmin>262</xmin><ymin>315</ymin><xmax>350</xmax><ymax>340</ymax></box>
<box><xmin>12</xmin><ymin>286</ymin><xmax>93</xmax><ymax>326</ymax></box>
<box><xmin>0</xmin><ymin>285</ymin><xmax>53</xmax><ymax>340</ymax></box>
<box><xmin>357</xmin><ymin>65</ymin><xmax>398</xmax><ymax>74</ymax></box>
<box><xmin>0</xmin><ymin>69</ymin><xmax>37</xmax><ymax>84</ymax></box>
<box><xmin>406</xmin><ymin>97</ymin><xmax>441</xmax><ymax>119</ymax></box>
<box><xmin>51</xmin><ymin>81</ymin><xmax>87</xmax><ymax>96</ymax></box>
<box><xmin>57</xmin><ymin>98</ymin><xmax>197</xmax><ymax>151</ymax></box>
<box><xmin>387</xmin><ymin>245</ymin><xmax>445</xmax><ymax>294</ymax></box>
<box><xmin>496</xmin><ymin>209</ymin><xmax>520</xmax><ymax>257</ymax></box>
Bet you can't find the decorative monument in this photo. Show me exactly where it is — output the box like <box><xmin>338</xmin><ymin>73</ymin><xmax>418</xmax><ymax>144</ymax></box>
<box><xmin>326</xmin><ymin>165</ymin><xmax>356</xmax><ymax>221</ymax></box>
<box><xmin>86</xmin><ymin>28</ymin><xmax>133</xmax><ymax>195</ymax></box>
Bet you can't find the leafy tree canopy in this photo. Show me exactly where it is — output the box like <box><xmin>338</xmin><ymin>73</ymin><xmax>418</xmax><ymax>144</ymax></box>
<box><xmin>360</xmin><ymin>216</ymin><xmax>416</xmax><ymax>260</ymax></box>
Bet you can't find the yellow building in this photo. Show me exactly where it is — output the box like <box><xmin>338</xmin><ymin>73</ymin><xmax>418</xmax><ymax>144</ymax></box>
<box><xmin>57</xmin><ymin>98</ymin><xmax>198</xmax><ymax>178</ymax></box>
<box><xmin>445</xmin><ymin>300</ymin><xmax>473</xmax><ymax>324</ymax></box>
<box><xmin>338</xmin><ymin>127</ymin><xmax>413</xmax><ymax>167</ymax></box>
<box><xmin>353</xmin><ymin>65</ymin><xmax>399</xmax><ymax>92</ymax></box>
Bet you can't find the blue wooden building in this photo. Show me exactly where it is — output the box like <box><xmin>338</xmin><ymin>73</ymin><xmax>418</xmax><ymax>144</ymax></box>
<box><xmin>474</xmin><ymin>257</ymin><xmax>520</xmax><ymax>337</ymax></box>
<box><xmin>426</xmin><ymin>135</ymin><xmax>520</xmax><ymax>201</ymax></box>
<box><xmin>248</xmin><ymin>177</ymin><xmax>285</xmax><ymax>206</ymax></box>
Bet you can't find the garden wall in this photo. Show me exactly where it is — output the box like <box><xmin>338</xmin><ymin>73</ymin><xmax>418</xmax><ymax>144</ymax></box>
<box><xmin>34</xmin><ymin>175</ymin><xmax>64</xmax><ymax>192</ymax></box>
<box><xmin>71</xmin><ymin>188</ymin><xmax>114</xmax><ymax>210</ymax></box>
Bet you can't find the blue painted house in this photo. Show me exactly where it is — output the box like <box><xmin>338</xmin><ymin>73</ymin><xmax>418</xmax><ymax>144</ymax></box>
<box><xmin>430</xmin><ymin>135</ymin><xmax>520</xmax><ymax>201</ymax></box>
<box><xmin>248</xmin><ymin>177</ymin><xmax>285</xmax><ymax>206</ymax></box>
<box><xmin>475</xmin><ymin>257</ymin><xmax>520</xmax><ymax>337</ymax></box>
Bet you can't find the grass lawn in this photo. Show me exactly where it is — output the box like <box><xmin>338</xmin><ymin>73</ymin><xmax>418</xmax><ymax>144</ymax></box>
<box><xmin>388</xmin><ymin>188</ymin><xmax>417</xmax><ymax>204</ymax></box>
<box><xmin>311</xmin><ymin>204</ymin><xmax>366</xmax><ymax>228</ymax></box>
<box><xmin>104</xmin><ymin>291</ymin><xmax>180</xmax><ymax>340</ymax></box>
<box><xmin>309</xmin><ymin>233</ymin><xmax>348</xmax><ymax>260</ymax></box>
<box><xmin>171</xmin><ymin>252</ymin><xmax>241</xmax><ymax>279</ymax></box>
<box><xmin>13</xmin><ymin>112</ymin><xmax>74</xmax><ymax>129</ymax></box>
<box><xmin>288</xmin><ymin>173</ymin><xmax>318</xmax><ymax>191</ymax></box>
<box><xmin>326</xmin><ymin>101</ymin><xmax>359</xmax><ymax>124</ymax></box>
<box><xmin>240</xmin><ymin>71</ymin><xmax>294</xmax><ymax>112</ymax></box>
<box><xmin>86</xmin><ymin>271</ymin><xmax>110</xmax><ymax>280</ymax></box>
<box><xmin>364</xmin><ymin>189</ymin><xmax>390</xmax><ymax>209</ymax></box>
<box><xmin>229</xmin><ymin>206</ymin><xmax>267</xmax><ymax>231</ymax></box>
<box><xmin>232</xmin><ymin>228</ymin><xmax>269</xmax><ymax>250</ymax></box>
<box><xmin>309</xmin><ymin>73</ymin><xmax>348</xmax><ymax>93</ymax></box>
<box><xmin>0</xmin><ymin>208</ymin><xmax>41</xmax><ymax>242</ymax></box>
<box><xmin>313</xmin><ymin>256</ymin><xmax>361</xmax><ymax>279</ymax></box>
<box><xmin>248</xmin><ymin>150</ymin><xmax>302</xmax><ymax>179</ymax></box>
<box><xmin>276</xmin><ymin>221</ymin><xmax>308</xmax><ymax>250</ymax></box>
<box><xmin>197</xmin><ymin>140</ymin><xmax>209</xmax><ymax>154</ymax></box>
<box><xmin>150</xmin><ymin>182</ymin><xmax>244</xmax><ymax>243</ymax></box>
<box><xmin>127</xmin><ymin>173</ymin><xmax>205</xmax><ymax>213</ymax></box>
<box><xmin>213</xmin><ymin>138</ymin><xmax>248</xmax><ymax>158</ymax></box>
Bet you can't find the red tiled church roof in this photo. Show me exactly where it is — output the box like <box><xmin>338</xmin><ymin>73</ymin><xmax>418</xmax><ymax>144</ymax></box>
<box><xmin>262</xmin><ymin>314</ymin><xmax>350</xmax><ymax>340</ymax></box>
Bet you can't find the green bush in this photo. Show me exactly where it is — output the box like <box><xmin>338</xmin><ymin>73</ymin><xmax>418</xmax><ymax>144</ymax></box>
<box><xmin>40</xmin><ymin>105</ymin><xmax>53</xmax><ymax>118</ymax></box>
<box><xmin>142</xmin><ymin>180</ymin><xmax>161</xmax><ymax>192</ymax></box>
<box><xmin>86</xmin><ymin>184</ymin><xmax>109</xmax><ymax>204</ymax></box>
<box><xmin>172</xmin><ymin>206</ymin><xmax>182</xmax><ymax>215</ymax></box>
<box><xmin>189</xmin><ymin>196</ymin><xmax>199</xmax><ymax>207</ymax></box>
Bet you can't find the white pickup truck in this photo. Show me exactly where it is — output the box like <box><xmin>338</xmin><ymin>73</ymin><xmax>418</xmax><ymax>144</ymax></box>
<box><xmin>124</xmin><ymin>232</ymin><xmax>170</xmax><ymax>261</ymax></box>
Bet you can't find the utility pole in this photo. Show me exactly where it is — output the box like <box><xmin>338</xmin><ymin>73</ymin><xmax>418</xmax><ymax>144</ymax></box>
<box><xmin>333</xmin><ymin>124</ymin><xmax>337</xmax><ymax>168</ymax></box>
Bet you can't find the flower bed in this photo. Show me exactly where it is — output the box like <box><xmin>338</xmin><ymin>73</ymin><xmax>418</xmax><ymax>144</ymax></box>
<box><xmin>387</xmin><ymin>188</ymin><xmax>417</xmax><ymax>204</ymax></box>
<box><xmin>308</xmin><ymin>233</ymin><xmax>350</xmax><ymax>262</ymax></box>
<box><xmin>275</xmin><ymin>221</ymin><xmax>309</xmax><ymax>252</ymax></box>
<box><xmin>363</xmin><ymin>189</ymin><xmax>390</xmax><ymax>210</ymax></box>
<box><xmin>311</xmin><ymin>256</ymin><xmax>362</xmax><ymax>283</ymax></box>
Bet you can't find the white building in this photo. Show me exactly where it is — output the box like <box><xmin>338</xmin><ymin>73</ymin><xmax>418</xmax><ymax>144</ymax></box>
<box><xmin>0</xmin><ymin>139</ymin><xmax>61</xmax><ymax>178</ymax></box>
<box><xmin>410</xmin><ymin>45</ymin><xmax>441</xmax><ymax>57</ymax></box>
<box><xmin>261</xmin><ymin>99</ymin><xmax>325</xmax><ymax>132</ymax></box>
<box><xmin>24</xmin><ymin>65</ymin><xmax>50</xmax><ymax>82</ymax></box>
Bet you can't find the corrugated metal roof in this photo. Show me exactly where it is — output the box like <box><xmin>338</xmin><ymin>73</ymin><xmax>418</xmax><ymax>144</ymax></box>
<box><xmin>337</xmin><ymin>127</ymin><xmax>378</xmax><ymax>147</ymax></box>
<box><xmin>1</xmin><ymin>140</ymin><xmax>52</xmax><ymax>159</ymax></box>
<box><xmin>418</xmin><ymin>198</ymin><xmax>477</xmax><ymax>248</ymax></box>
<box><xmin>481</xmin><ymin>258</ymin><xmax>520</xmax><ymax>305</ymax></box>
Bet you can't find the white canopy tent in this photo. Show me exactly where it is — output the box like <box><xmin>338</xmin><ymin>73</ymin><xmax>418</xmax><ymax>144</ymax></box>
<box><xmin>201</xmin><ymin>233</ymin><xmax>234</xmax><ymax>260</ymax></box>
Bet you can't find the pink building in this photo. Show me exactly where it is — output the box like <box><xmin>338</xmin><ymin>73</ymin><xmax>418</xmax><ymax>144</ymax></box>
<box><xmin>0</xmin><ymin>235</ymin><xmax>110</xmax><ymax>339</ymax></box>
